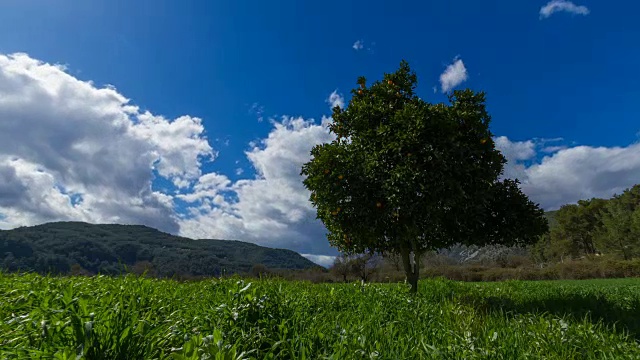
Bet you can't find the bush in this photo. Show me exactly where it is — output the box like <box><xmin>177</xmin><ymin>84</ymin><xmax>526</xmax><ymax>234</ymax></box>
<box><xmin>504</xmin><ymin>255</ymin><xmax>533</xmax><ymax>269</ymax></box>
<box><xmin>237</xmin><ymin>257</ymin><xmax>640</xmax><ymax>284</ymax></box>
<box><xmin>417</xmin><ymin>257</ymin><xmax>640</xmax><ymax>282</ymax></box>
<box><xmin>251</xmin><ymin>264</ymin><xmax>270</xmax><ymax>278</ymax></box>
<box><xmin>482</xmin><ymin>267</ymin><xmax>517</xmax><ymax>282</ymax></box>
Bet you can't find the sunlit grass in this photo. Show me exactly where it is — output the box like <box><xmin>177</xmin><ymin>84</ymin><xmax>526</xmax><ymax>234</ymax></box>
<box><xmin>1</xmin><ymin>273</ymin><xmax>639</xmax><ymax>359</ymax></box>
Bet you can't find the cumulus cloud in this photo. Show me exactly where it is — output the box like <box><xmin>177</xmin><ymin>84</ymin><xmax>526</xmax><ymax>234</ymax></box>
<box><xmin>0</xmin><ymin>53</ymin><xmax>213</xmax><ymax>233</ymax></box>
<box><xmin>520</xmin><ymin>144</ymin><xmax>640</xmax><ymax>210</ymax></box>
<box><xmin>176</xmin><ymin>172</ymin><xmax>231</xmax><ymax>203</ymax></box>
<box><xmin>0</xmin><ymin>53</ymin><xmax>340</xmax><ymax>262</ymax></box>
<box><xmin>440</xmin><ymin>58</ymin><xmax>468</xmax><ymax>93</ymax></box>
<box><xmin>494</xmin><ymin>136</ymin><xmax>537</xmax><ymax>180</ymax></box>
<box><xmin>327</xmin><ymin>90</ymin><xmax>345</xmax><ymax>110</ymax></box>
<box><xmin>494</xmin><ymin>136</ymin><xmax>537</xmax><ymax>161</ymax></box>
<box><xmin>496</xmin><ymin>137</ymin><xmax>640</xmax><ymax>211</ymax></box>
<box><xmin>352</xmin><ymin>40</ymin><xmax>364</xmax><ymax>50</ymax></box>
<box><xmin>178</xmin><ymin>116</ymin><xmax>338</xmax><ymax>256</ymax></box>
<box><xmin>541</xmin><ymin>145</ymin><xmax>568</xmax><ymax>153</ymax></box>
<box><xmin>540</xmin><ymin>0</ymin><xmax>590</xmax><ymax>19</ymax></box>
<box><xmin>0</xmin><ymin>164</ymin><xmax>26</xmax><ymax>207</ymax></box>
<box><xmin>301</xmin><ymin>254</ymin><xmax>336</xmax><ymax>268</ymax></box>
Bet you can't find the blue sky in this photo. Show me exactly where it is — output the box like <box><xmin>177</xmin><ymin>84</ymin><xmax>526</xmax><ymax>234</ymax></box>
<box><xmin>0</xmin><ymin>0</ymin><xmax>639</xmax><ymax>266</ymax></box>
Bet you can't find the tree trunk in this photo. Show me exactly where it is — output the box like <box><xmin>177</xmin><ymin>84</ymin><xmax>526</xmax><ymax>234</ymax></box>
<box><xmin>401</xmin><ymin>247</ymin><xmax>420</xmax><ymax>293</ymax></box>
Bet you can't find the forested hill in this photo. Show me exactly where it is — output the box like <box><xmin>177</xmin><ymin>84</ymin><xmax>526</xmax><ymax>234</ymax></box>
<box><xmin>0</xmin><ymin>222</ymin><xmax>318</xmax><ymax>277</ymax></box>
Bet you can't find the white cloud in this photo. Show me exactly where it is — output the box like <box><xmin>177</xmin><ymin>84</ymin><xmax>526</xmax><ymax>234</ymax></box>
<box><xmin>178</xmin><ymin>116</ymin><xmax>338</xmax><ymax>255</ymax></box>
<box><xmin>439</xmin><ymin>58</ymin><xmax>468</xmax><ymax>93</ymax></box>
<box><xmin>4</xmin><ymin>52</ymin><xmax>640</xmax><ymax>263</ymax></box>
<box><xmin>248</xmin><ymin>102</ymin><xmax>264</xmax><ymax>122</ymax></box>
<box><xmin>494</xmin><ymin>136</ymin><xmax>537</xmax><ymax>180</ymax></box>
<box><xmin>0</xmin><ymin>53</ymin><xmax>213</xmax><ymax>233</ymax></box>
<box><xmin>494</xmin><ymin>136</ymin><xmax>537</xmax><ymax>161</ymax></box>
<box><xmin>133</xmin><ymin>112</ymin><xmax>215</xmax><ymax>188</ymax></box>
<box><xmin>0</xmin><ymin>53</ymin><xmax>340</xmax><ymax>257</ymax></box>
<box><xmin>541</xmin><ymin>145</ymin><xmax>568</xmax><ymax>153</ymax></box>
<box><xmin>496</xmin><ymin>137</ymin><xmax>640</xmax><ymax>211</ymax></box>
<box><xmin>176</xmin><ymin>172</ymin><xmax>231</xmax><ymax>203</ymax></box>
<box><xmin>352</xmin><ymin>40</ymin><xmax>376</xmax><ymax>54</ymax></box>
<box><xmin>327</xmin><ymin>90</ymin><xmax>345</xmax><ymax>110</ymax></box>
<box><xmin>540</xmin><ymin>0</ymin><xmax>590</xmax><ymax>19</ymax></box>
<box><xmin>301</xmin><ymin>254</ymin><xmax>336</xmax><ymax>268</ymax></box>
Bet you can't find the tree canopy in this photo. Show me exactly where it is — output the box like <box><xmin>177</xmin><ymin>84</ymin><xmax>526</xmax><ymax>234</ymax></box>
<box><xmin>534</xmin><ymin>184</ymin><xmax>640</xmax><ymax>263</ymax></box>
<box><xmin>301</xmin><ymin>61</ymin><xmax>548</xmax><ymax>292</ymax></box>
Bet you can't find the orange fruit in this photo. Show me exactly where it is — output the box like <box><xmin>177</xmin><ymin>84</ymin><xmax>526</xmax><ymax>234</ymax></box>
<box><xmin>480</xmin><ymin>138</ymin><xmax>488</xmax><ymax>144</ymax></box>
<box><xmin>324</xmin><ymin>169</ymin><xmax>330</xmax><ymax>174</ymax></box>
<box><xmin>338</xmin><ymin>175</ymin><xmax>343</xmax><ymax>180</ymax></box>
<box><xmin>358</xmin><ymin>89</ymin><xmax>363</xmax><ymax>94</ymax></box>
<box><xmin>376</xmin><ymin>202</ymin><xmax>382</xmax><ymax>208</ymax></box>
<box><xmin>388</xmin><ymin>80</ymin><xmax>393</xmax><ymax>85</ymax></box>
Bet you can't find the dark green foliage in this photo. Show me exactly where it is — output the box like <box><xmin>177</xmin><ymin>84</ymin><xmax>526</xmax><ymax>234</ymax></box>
<box><xmin>0</xmin><ymin>222</ymin><xmax>317</xmax><ymax>277</ymax></box>
<box><xmin>301</xmin><ymin>61</ymin><xmax>548</xmax><ymax>291</ymax></box>
<box><xmin>535</xmin><ymin>184</ymin><xmax>640</xmax><ymax>262</ymax></box>
<box><xmin>598</xmin><ymin>185</ymin><xmax>640</xmax><ymax>260</ymax></box>
<box><xmin>549</xmin><ymin>198</ymin><xmax>607</xmax><ymax>257</ymax></box>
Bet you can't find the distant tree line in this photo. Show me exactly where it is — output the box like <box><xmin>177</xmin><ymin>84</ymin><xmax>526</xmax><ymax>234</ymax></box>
<box><xmin>326</xmin><ymin>184</ymin><xmax>640</xmax><ymax>283</ymax></box>
<box><xmin>532</xmin><ymin>184</ymin><xmax>640</xmax><ymax>263</ymax></box>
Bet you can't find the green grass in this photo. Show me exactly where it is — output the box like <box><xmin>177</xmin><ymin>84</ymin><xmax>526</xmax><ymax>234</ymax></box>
<box><xmin>1</xmin><ymin>273</ymin><xmax>639</xmax><ymax>359</ymax></box>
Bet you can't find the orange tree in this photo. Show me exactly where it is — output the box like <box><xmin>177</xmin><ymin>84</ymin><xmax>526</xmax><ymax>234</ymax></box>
<box><xmin>301</xmin><ymin>61</ymin><xmax>548</xmax><ymax>292</ymax></box>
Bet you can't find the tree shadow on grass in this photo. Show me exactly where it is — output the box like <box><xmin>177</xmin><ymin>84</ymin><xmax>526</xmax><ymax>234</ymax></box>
<box><xmin>467</xmin><ymin>293</ymin><xmax>640</xmax><ymax>340</ymax></box>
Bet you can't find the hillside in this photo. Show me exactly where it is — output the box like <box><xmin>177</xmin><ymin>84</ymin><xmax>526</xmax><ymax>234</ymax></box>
<box><xmin>0</xmin><ymin>222</ymin><xmax>318</xmax><ymax>277</ymax></box>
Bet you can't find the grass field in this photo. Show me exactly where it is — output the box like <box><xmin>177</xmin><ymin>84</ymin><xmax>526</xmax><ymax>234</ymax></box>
<box><xmin>1</xmin><ymin>273</ymin><xmax>639</xmax><ymax>359</ymax></box>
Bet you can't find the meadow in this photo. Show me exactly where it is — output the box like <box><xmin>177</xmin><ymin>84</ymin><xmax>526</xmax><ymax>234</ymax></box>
<box><xmin>1</xmin><ymin>273</ymin><xmax>639</xmax><ymax>359</ymax></box>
